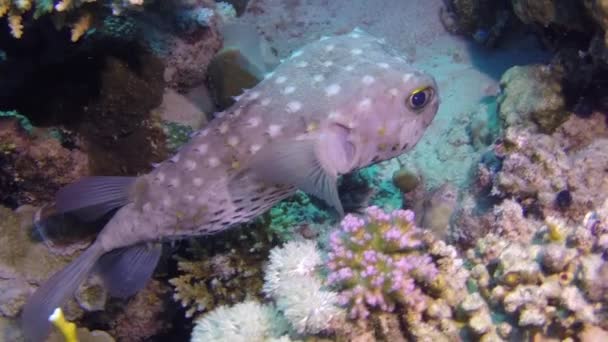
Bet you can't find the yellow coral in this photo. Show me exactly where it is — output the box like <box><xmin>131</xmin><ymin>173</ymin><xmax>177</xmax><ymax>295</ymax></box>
<box><xmin>0</xmin><ymin>0</ymin><xmax>9</xmax><ymax>17</ymax></box>
<box><xmin>8</xmin><ymin>12</ymin><xmax>23</xmax><ymax>38</ymax></box>
<box><xmin>70</xmin><ymin>12</ymin><xmax>91</xmax><ymax>42</ymax></box>
<box><xmin>545</xmin><ymin>216</ymin><xmax>565</xmax><ymax>242</ymax></box>
<box><xmin>49</xmin><ymin>307</ymin><xmax>79</xmax><ymax>342</ymax></box>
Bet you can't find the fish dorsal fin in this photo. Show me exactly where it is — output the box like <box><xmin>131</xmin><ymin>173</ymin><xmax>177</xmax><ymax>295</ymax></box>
<box><xmin>247</xmin><ymin>138</ymin><xmax>344</xmax><ymax>216</ymax></box>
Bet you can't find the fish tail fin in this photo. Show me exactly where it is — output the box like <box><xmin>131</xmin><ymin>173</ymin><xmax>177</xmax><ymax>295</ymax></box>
<box><xmin>21</xmin><ymin>242</ymin><xmax>105</xmax><ymax>342</ymax></box>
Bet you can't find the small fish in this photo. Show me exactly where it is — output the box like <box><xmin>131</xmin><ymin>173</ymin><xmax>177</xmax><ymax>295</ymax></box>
<box><xmin>21</xmin><ymin>28</ymin><xmax>439</xmax><ymax>341</ymax></box>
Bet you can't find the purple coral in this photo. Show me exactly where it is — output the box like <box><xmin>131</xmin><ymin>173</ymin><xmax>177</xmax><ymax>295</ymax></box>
<box><xmin>326</xmin><ymin>206</ymin><xmax>438</xmax><ymax>319</ymax></box>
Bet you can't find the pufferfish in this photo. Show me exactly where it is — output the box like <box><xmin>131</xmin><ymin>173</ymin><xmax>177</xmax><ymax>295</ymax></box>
<box><xmin>22</xmin><ymin>28</ymin><xmax>439</xmax><ymax>341</ymax></box>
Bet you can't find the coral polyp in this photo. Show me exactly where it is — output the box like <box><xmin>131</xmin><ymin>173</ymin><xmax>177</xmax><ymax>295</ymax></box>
<box><xmin>326</xmin><ymin>206</ymin><xmax>441</xmax><ymax>319</ymax></box>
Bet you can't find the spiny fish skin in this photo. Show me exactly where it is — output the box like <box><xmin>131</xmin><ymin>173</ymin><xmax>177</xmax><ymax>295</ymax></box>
<box><xmin>98</xmin><ymin>28</ymin><xmax>440</xmax><ymax>250</ymax></box>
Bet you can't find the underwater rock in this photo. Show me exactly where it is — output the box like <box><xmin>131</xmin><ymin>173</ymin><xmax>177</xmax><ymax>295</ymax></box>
<box><xmin>392</xmin><ymin>167</ymin><xmax>421</xmax><ymax>194</ymax></box>
<box><xmin>511</xmin><ymin>0</ymin><xmax>590</xmax><ymax>32</ymax></box>
<box><xmin>148</xmin><ymin>0</ymin><xmax>223</xmax><ymax>91</ymax></box>
<box><xmin>206</xmin><ymin>48</ymin><xmax>264</xmax><ymax>110</ymax></box>
<box><xmin>440</xmin><ymin>0</ymin><xmax>512</xmax><ymax>47</ymax></box>
<box><xmin>420</xmin><ymin>183</ymin><xmax>458</xmax><ymax>240</ymax></box>
<box><xmin>0</xmin><ymin>118</ymin><xmax>89</xmax><ymax>208</ymax></box>
<box><xmin>0</xmin><ymin>206</ymin><xmax>89</xmax><ymax>320</ymax></box>
<box><xmin>498</xmin><ymin>64</ymin><xmax>567</xmax><ymax>133</ymax></box>
<box><xmin>157</xmin><ymin>88</ymin><xmax>208</xmax><ymax>131</ymax></box>
<box><xmin>79</xmin><ymin>53</ymin><xmax>167</xmax><ymax>176</ymax></box>
<box><xmin>109</xmin><ymin>280</ymin><xmax>171</xmax><ymax>342</ymax></box>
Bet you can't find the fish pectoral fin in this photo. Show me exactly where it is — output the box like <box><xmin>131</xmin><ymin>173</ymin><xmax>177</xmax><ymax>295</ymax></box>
<box><xmin>247</xmin><ymin>139</ymin><xmax>344</xmax><ymax>216</ymax></box>
<box><xmin>56</xmin><ymin>176</ymin><xmax>137</xmax><ymax>221</ymax></box>
<box><xmin>96</xmin><ymin>243</ymin><xmax>162</xmax><ymax>299</ymax></box>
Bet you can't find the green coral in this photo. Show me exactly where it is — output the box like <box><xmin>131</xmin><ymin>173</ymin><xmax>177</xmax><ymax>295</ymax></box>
<box><xmin>162</xmin><ymin>121</ymin><xmax>193</xmax><ymax>153</ymax></box>
<box><xmin>0</xmin><ymin>110</ymin><xmax>33</xmax><ymax>133</ymax></box>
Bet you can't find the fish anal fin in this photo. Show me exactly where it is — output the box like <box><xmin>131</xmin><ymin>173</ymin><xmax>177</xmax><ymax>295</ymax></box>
<box><xmin>96</xmin><ymin>243</ymin><xmax>162</xmax><ymax>299</ymax></box>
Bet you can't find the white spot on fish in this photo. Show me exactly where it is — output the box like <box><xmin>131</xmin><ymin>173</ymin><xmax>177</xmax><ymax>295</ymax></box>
<box><xmin>184</xmin><ymin>159</ymin><xmax>197</xmax><ymax>171</ymax></box>
<box><xmin>296</xmin><ymin>61</ymin><xmax>308</xmax><ymax>68</ymax></box>
<box><xmin>325</xmin><ymin>84</ymin><xmax>341</xmax><ymax>97</ymax></box>
<box><xmin>389</xmin><ymin>88</ymin><xmax>399</xmax><ymax>97</ymax></box>
<box><xmin>248</xmin><ymin>91</ymin><xmax>261</xmax><ymax>100</ymax></box>
<box><xmin>195</xmin><ymin>144</ymin><xmax>208</xmax><ymax>155</ymax></box>
<box><xmin>275</xmin><ymin>76</ymin><xmax>287</xmax><ymax>84</ymax></box>
<box><xmin>313</xmin><ymin>74</ymin><xmax>325</xmax><ymax>82</ymax></box>
<box><xmin>358</xmin><ymin>98</ymin><xmax>372</xmax><ymax>111</ymax></box>
<box><xmin>227</xmin><ymin>136</ymin><xmax>240</xmax><ymax>147</ymax></box>
<box><xmin>350</xmin><ymin>32</ymin><xmax>361</xmax><ymax>38</ymax></box>
<box><xmin>219</xmin><ymin>122</ymin><xmax>229</xmax><ymax>134</ymax></box>
<box><xmin>247</xmin><ymin>117</ymin><xmax>261</xmax><ymax>128</ymax></box>
<box><xmin>169</xmin><ymin>178</ymin><xmax>180</xmax><ymax>188</ymax></box>
<box><xmin>267</xmin><ymin>124</ymin><xmax>282</xmax><ymax>138</ymax></box>
<box><xmin>402</xmin><ymin>73</ymin><xmax>413</xmax><ymax>83</ymax></box>
<box><xmin>208</xmin><ymin>157</ymin><xmax>220</xmax><ymax>168</ymax></box>
<box><xmin>328</xmin><ymin>110</ymin><xmax>344</xmax><ymax>120</ymax></box>
<box><xmin>283</xmin><ymin>86</ymin><xmax>296</xmax><ymax>94</ymax></box>
<box><xmin>291</xmin><ymin>50</ymin><xmax>303</xmax><ymax>58</ymax></box>
<box><xmin>250</xmin><ymin>144</ymin><xmax>261</xmax><ymax>154</ymax></box>
<box><xmin>261</xmin><ymin>98</ymin><xmax>271</xmax><ymax>106</ymax></box>
<box><xmin>344</xmin><ymin>65</ymin><xmax>355</xmax><ymax>71</ymax></box>
<box><xmin>325</xmin><ymin>44</ymin><xmax>335</xmax><ymax>52</ymax></box>
<box><xmin>286</xmin><ymin>101</ymin><xmax>302</xmax><ymax>113</ymax></box>
<box><xmin>322</xmin><ymin>61</ymin><xmax>334</xmax><ymax>67</ymax></box>
<box><xmin>264</xmin><ymin>71</ymin><xmax>275</xmax><ymax>79</ymax></box>
<box><xmin>362</xmin><ymin>75</ymin><xmax>375</xmax><ymax>85</ymax></box>
<box><xmin>351</xmin><ymin>48</ymin><xmax>363</xmax><ymax>55</ymax></box>
<box><xmin>193</xmin><ymin>178</ymin><xmax>203</xmax><ymax>187</ymax></box>
<box><xmin>377</xmin><ymin>62</ymin><xmax>390</xmax><ymax>69</ymax></box>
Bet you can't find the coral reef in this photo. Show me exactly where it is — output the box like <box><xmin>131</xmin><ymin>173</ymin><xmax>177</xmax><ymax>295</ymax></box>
<box><xmin>494</xmin><ymin>112</ymin><xmax>608</xmax><ymax>220</ymax></box>
<box><xmin>169</xmin><ymin>224</ymin><xmax>272</xmax><ymax>318</ymax></box>
<box><xmin>325</xmin><ymin>206</ymin><xmax>470</xmax><ymax>340</ymax></box>
<box><xmin>190</xmin><ymin>300</ymin><xmax>289</xmax><ymax>342</ymax></box>
<box><xmin>263</xmin><ymin>240</ymin><xmax>343</xmax><ymax>334</ymax></box>
<box><xmin>466</xmin><ymin>198</ymin><xmax>608</xmax><ymax>339</ymax></box>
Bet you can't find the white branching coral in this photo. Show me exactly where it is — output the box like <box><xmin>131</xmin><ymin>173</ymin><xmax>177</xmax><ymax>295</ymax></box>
<box><xmin>263</xmin><ymin>240</ymin><xmax>344</xmax><ymax>334</ymax></box>
<box><xmin>190</xmin><ymin>301</ymin><xmax>289</xmax><ymax>342</ymax></box>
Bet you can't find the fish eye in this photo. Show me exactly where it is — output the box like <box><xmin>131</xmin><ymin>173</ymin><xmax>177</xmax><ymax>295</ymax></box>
<box><xmin>406</xmin><ymin>86</ymin><xmax>434</xmax><ymax>111</ymax></box>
